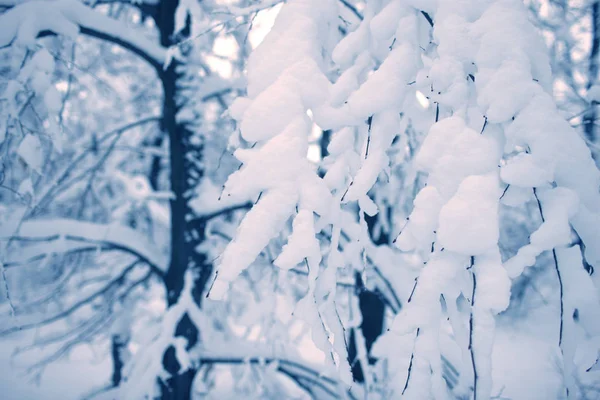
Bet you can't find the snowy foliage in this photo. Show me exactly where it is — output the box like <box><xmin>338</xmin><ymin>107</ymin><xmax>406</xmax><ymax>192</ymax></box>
<box><xmin>212</xmin><ymin>0</ymin><xmax>600</xmax><ymax>399</ymax></box>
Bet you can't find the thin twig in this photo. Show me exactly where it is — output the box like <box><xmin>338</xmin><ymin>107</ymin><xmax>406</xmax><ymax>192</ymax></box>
<box><xmin>533</xmin><ymin>187</ymin><xmax>564</xmax><ymax>347</ymax></box>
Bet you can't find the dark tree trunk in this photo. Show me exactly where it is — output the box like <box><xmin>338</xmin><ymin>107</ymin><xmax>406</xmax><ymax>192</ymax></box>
<box><xmin>111</xmin><ymin>334</ymin><xmax>126</xmax><ymax>387</ymax></box>
<box><xmin>347</xmin><ymin>272</ymin><xmax>386</xmax><ymax>384</ymax></box>
<box><xmin>155</xmin><ymin>1</ymin><xmax>213</xmax><ymax>398</ymax></box>
<box><xmin>585</xmin><ymin>1</ymin><xmax>600</xmax><ymax>163</ymax></box>
<box><xmin>347</xmin><ymin>211</ymin><xmax>390</xmax><ymax>384</ymax></box>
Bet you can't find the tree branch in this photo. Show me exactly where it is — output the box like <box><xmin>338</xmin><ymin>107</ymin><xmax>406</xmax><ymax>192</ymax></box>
<box><xmin>198</xmin><ymin>356</ymin><xmax>340</xmax><ymax>398</ymax></box>
<box><xmin>0</xmin><ymin>260</ymin><xmax>144</xmax><ymax>335</ymax></box>
<box><xmin>2</xmin><ymin>218</ymin><xmax>168</xmax><ymax>275</ymax></box>
<box><xmin>0</xmin><ymin>0</ymin><xmax>166</xmax><ymax>71</ymax></box>
<box><xmin>29</xmin><ymin>115</ymin><xmax>160</xmax><ymax>216</ymax></box>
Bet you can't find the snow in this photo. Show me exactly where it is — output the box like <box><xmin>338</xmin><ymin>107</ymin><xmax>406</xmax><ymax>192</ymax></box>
<box><xmin>346</xmin><ymin>41</ymin><xmax>420</xmax><ymax>119</ymax></box>
<box><xmin>209</xmin><ymin>186</ymin><xmax>298</xmax><ymax>299</ymax></box>
<box><xmin>416</xmin><ymin>116</ymin><xmax>500</xmax><ymax>198</ymax></box>
<box><xmin>505</xmin><ymin>188</ymin><xmax>579</xmax><ymax>278</ymax></box>
<box><xmin>344</xmin><ymin>110</ymin><xmax>401</xmax><ymax>203</ymax></box>
<box><xmin>245</xmin><ymin>0</ymin><xmax>336</xmax><ymax>98</ymax></box>
<box><xmin>477</xmin><ymin>60</ymin><xmax>539</xmax><ymax>123</ymax></box>
<box><xmin>2</xmin><ymin>0</ymin><xmax>600</xmax><ymax>398</ymax></box>
<box><xmin>500</xmin><ymin>152</ymin><xmax>553</xmax><ymax>188</ymax></box>
<box><xmin>490</xmin><ymin>327</ymin><xmax>564</xmax><ymax>400</ymax></box>
<box><xmin>240</xmin><ymin>83</ymin><xmax>308</xmax><ymax>142</ymax></box>
<box><xmin>0</xmin><ymin>0</ymin><xmax>166</xmax><ymax>66</ymax></box>
<box><xmin>210</xmin><ymin>0</ymin><xmax>340</xmax><ymax>300</ymax></box>
<box><xmin>571</xmin><ymin>206</ymin><xmax>600</xmax><ymax>270</ymax></box>
<box><xmin>0</xmin><ymin>218</ymin><xmax>168</xmax><ymax>273</ymax></box>
<box><xmin>557</xmin><ymin>246</ymin><xmax>600</xmax><ymax>396</ymax></box>
<box><xmin>587</xmin><ymin>84</ymin><xmax>600</xmax><ymax>102</ymax></box>
<box><xmin>369</xmin><ymin>0</ymin><xmax>406</xmax><ymax>42</ymax></box>
<box><xmin>438</xmin><ymin>174</ymin><xmax>501</xmax><ymax>256</ymax></box>
<box><xmin>395</xmin><ymin>186</ymin><xmax>443</xmax><ymax>252</ymax></box>
<box><xmin>274</xmin><ymin>210</ymin><xmax>320</xmax><ymax>270</ymax></box>
<box><xmin>17</xmin><ymin>134</ymin><xmax>44</xmax><ymax>174</ymax></box>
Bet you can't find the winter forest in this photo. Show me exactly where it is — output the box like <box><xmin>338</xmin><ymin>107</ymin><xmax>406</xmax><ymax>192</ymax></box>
<box><xmin>1</xmin><ymin>0</ymin><xmax>600</xmax><ymax>399</ymax></box>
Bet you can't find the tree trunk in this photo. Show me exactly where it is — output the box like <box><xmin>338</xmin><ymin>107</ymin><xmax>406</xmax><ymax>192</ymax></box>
<box><xmin>585</xmin><ymin>0</ymin><xmax>600</xmax><ymax>164</ymax></box>
<box><xmin>111</xmin><ymin>334</ymin><xmax>126</xmax><ymax>387</ymax></box>
<box><xmin>156</xmin><ymin>1</ymin><xmax>213</xmax><ymax>398</ymax></box>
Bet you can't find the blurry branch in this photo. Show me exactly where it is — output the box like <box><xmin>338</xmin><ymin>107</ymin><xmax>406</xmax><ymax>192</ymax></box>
<box><xmin>0</xmin><ymin>260</ymin><xmax>143</xmax><ymax>336</ymax></box>
<box><xmin>190</xmin><ymin>202</ymin><xmax>252</xmax><ymax>226</ymax></box>
<box><xmin>18</xmin><ymin>260</ymin><xmax>82</xmax><ymax>311</ymax></box>
<box><xmin>0</xmin><ymin>1</ymin><xmax>166</xmax><ymax>70</ymax></box>
<box><xmin>339</xmin><ymin>0</ymin><xmax>363</xmax><ymax>21</ymax></box>
<box><xmin>366</xmin><ymin>259</ymin><xmax>402</xmax><ymax>312</ymax></box>
<box><xmin>40</xmin><ymin>44</ymin><xmax>121</xmax><ymax>97</ymax></box>
<box><xmin>567</xmin><ymin>105</ymin><xmax>599</xmax><ymax>122</ymax></box>
<box><xmin>3</xmin><ymin>244</ymin><xmax>107</xmax><ymax>269</ymax></box>
<box><xmin>2</xmin><ymin>218</ymin><xmax>167</xmax><ymax>275</ymax></box>
<box><xmin>197</xmin><ymin>355</ymin><xmax>341</xmax><ymax>399</ymax></box>
<box><xmin>202</xmin><ymin>88</ymin><xmax>234</xmax><ymax>102</ymax></box>
<box><xmin>24</xmin><ymin>310</ymin><xmax>114</xmax><ymax>380</ymax></box>
<box><xmin>58</xmin><ymin>43</ymin><xmax>76</xmax><ymax>127</ymax></box>
<box><xmin>29</xmin><ymin>115</ymin><xmax>160</xmax><ymax>216</ymax></box>
<box><xmin>21</xmin><ymin>269</ymin><xmax>152</xmax><ymax>380</ymax></box>
<box><xmin>0</xmin><ymin>184</ymin><xmax>27</xmax><ymax>203</ymax></box>
<box><xmin>76</xmin><ymin>120</ymin><xmax>128</xmax><ymax>216</ymax></box>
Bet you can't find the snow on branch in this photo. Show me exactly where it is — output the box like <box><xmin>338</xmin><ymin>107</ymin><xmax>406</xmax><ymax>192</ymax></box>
<box><xmin>380</xmin><ymin>0</ymin><xmax>600</xmax><ymax>398</ymax></box>
<box><xmin>0</xmin><ymin>0</ymin><xmax>166</xmax><ymax>69</ymax></box>
<box><xmin>197</xmin><ymin>354</ymin><xmax>342</xmax><ymax>399</ymax></box>
<box><xmin>206</xmin><ymin>0</ymin><xmax>358</xmax><ymax>387</ymax></box>
<box><xmin>1</xmin><ymin>218</ymin><xmax>168</xmax><ymax>274</ymax></box>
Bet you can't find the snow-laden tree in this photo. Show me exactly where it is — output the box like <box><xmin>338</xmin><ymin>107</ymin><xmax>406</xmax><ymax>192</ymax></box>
<box><xmin>2</xmin><ymin>0</ymin><xmax>600</xmax><ymax>399</ymax></box>
<box><xmin>210</xmin><ymin>0</ymin><xmax>600</xmax><ymax>399</ymax></box>
<box><xmin>1</xmin><ymin>1</ymin><xmax>397</xmax><ymax>399</ymax></box>
<box><xmin>0</xmin><ymin>1</ymin><xmax>287</xmax><ymax>398</ymax></box>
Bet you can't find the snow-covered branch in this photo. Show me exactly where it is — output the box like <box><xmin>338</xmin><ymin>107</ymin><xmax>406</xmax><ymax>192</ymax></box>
<box><xmin>0</xmin><ymin>0</ymin><xmax>166</xmax><ymax>70</ymax></box>
<box><xmin>1</xmin><ymin>218</ymin><xmax>168</xmax><ymax>274</ymax></box>
<box><xmin>197</xmin><ymin>354</ymin><xmax>342</xmax><ymax>399</ymax></box>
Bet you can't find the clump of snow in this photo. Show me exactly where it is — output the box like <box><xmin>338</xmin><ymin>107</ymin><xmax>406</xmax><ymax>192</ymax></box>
<box><xmin>500</xmin><ymin>152</ymin><xmax>553</xmax><ymax>187</ymax></box>
<box><xmin>17</xmin><ymin>134</ymin><xmax>44</xmax><ymax>174</ymax></box>
<box><xmin>437</xmin><ymin>174</ymin><xmax>501</xmax><ymax>256</ymax></box>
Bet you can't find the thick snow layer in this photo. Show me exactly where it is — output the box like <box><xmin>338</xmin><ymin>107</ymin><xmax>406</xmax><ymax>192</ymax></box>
<box><xmin>416</xmin><ymin>117</ymin><xmax>500</xmax><ymax>198</ymax></box>
<box><xmin>505</xmin><ymin>188</ymin><xmax>579</xmax><ymax>278</ymax></box>
<box><xmin>346</xmin><ymin>41</ymin><xmax>420</xmax><ymax>119</ymax></box>
<box><xmin>0</xmin><ymin>0</ymin><xmax>165</xmax><ymax>65</ymax></box>
<box><xmin>207</xmin><ymin>0</ymin><xmax>600</xmax><ymax>397</ymax></box>
<box><xmin>500</xmin><ymin>152</ymin><xmax>553</xmax><ymax>188</ymax></box>
<box><xmin>245</xmin><ymin>0</ymin><xmax>336</xmax><ymax>97</ymax></box>
<box><xmin>0</xmin><ymin>218</ymin><xmax>167</xmax><ymax>272</ymax></box>
<box><xmin>209</xmin><ymin>186</ymin><xmax>297</xmax><ymax>299</ymax></box>
<box><xmin>438</xmin><ymin>174</ymin><xmax>501</xmax><ymax>256</ymax></box>
<box><xmin>211</xmin><ymin>0</ymin><xmax>340</xmax><ymax>300</ymax></box>
<box><xmin>395</xmin><ymin>186</ymin><xmax>443</xmax><ymax>252</ymax></box>
<box><xmin>274</xmin><ymin>210</ymin><xmax>320</xmax><ymax>270</ymax></box>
